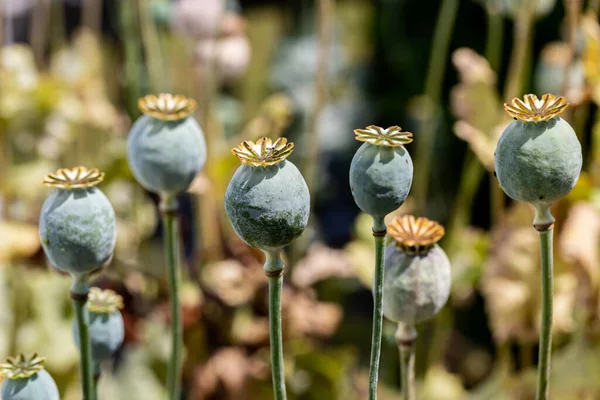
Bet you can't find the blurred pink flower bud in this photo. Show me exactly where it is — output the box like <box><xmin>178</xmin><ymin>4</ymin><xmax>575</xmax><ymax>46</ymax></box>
<box><xmin>172</xmin><ymin>0</ymin><xmax>225</xmax><ymax>39</ymax></box>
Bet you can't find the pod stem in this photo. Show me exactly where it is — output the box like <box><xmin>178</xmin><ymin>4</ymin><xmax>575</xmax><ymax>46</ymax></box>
<box><xmin>396</xmin><ymin>323</ymin><xmax>418</xmax><ymax>400</ymax></box>
<box><xmin>70</xmin><ymin>280</ymin><xmax>95</xmax><ymax>400</ymax></box>
<box><xmin>93</xmin><ymin>363</ymin><xmax>101</xmax><ymax>397</ymax></box>
<box><xmin>161</xmin><ymin>195</ymin><xmax>183</xmax><ymax>400</ymax></box>
<box><xmin>368</xmin><ymin>216</ymin><xmax>387</xmax><ymax>400</ymax></box>
<box><xmin>533</xmin><ymin>205</ymin><xmax>554</xmax><ymax>400</ymax></box>
<box><xmin>264</xmin><ymin>250</ymin><xmax>287</xmax><ymax>400</ymax></box>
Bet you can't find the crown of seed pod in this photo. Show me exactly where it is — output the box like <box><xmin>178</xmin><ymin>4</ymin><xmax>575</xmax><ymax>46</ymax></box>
<box><xmin>0</xmin><ymin>354</ymin><xmax>59</xmax><ymax>400</ymax></box>
<box><xmin>494</xmin><ymin>94</ymin><xmax>582</xmax><ymax>207</ymax></box>
<box><xmin>382</xmin><ymin>215</ymin><xmax>451</xmax><ymax>324</ymax></box>
<box><xmin>73</xmin><ymin>288</ymin><xmax>125</xmax><ymax>364</ymax></box>
<box><xmin>127</xmin><ymin>93</ymin><xmax>207</xmax><ymax>195</ymax></box>
<box><xmin>39</xmin><ymin>167</ymin><xmax>117</xmax><ymax>277</ymax></box>
<box><xmin>224</xmin><ymin>137</ymin><xmax>310</xmax><ymax>252</ymax></box>
<box><xmin>349</xmin><ymin>125</ymin><xmax>414</xmax><ymax>220</ymax></box>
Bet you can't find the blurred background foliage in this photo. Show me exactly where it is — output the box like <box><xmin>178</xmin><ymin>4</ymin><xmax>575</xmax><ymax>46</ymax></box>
<box><xmin>2</xmin><ymin>0</ymin><xmax>600</xmax><ymax>399</ymax></box>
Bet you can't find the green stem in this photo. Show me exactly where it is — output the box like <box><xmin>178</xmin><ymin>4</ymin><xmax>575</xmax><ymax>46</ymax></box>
<box><xmin>503</xmin><ymin>0</ymin><xmax>535</xmax><ymax>101</ymax></box>
<box><xmin>485</xmin><ymin>4</ymin><xmax>504</xmax><ymax>74</ymax></box>
<box><xmin>71</xmin><ymin>280</ymin><xmax>94</xmax><ymax>400</ymax></box>
<box><xmin>93</xmin><ymin>363</ymin><xmax>101</xmax><ymax>397</ymax></box>
<box><xmin>161</xmin><ymin>195</ymin><xmax>182</xmax><ymax>400</ymax></box>
<box><xmin>414</xmin><ymin>0</ymin><xmax>459</xmax><ymax>213</ymax></box>
<box><xmin>396</xmin><ymin>323</ymin><xmax>417</xmax><ymax>400</ymax></box>
<box><xmin>368</xmin><ymin>216</ymin><xmax>386</xmax><ymax>400</ymax></box>
<box><xmin>533</xmin><ymin>205</ymin><xmax>554</xmax><ymax>400</ymax></box>
<box><xmin>264</xmin><ymin>250</ymin><xmax>286</xmax><ymax>400</ymax></box>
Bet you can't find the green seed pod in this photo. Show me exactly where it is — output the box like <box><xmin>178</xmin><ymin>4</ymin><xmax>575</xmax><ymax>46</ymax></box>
<box><xmin>382</xmin><ymin>215</ymin><xmax>451</xmax><ymax>324</ymax></box>
<box><xmin>224</xmin><ymin>137</ymin><xmax>310</xmax><ymax>252</ymax></box>
<box><xmin>127</xmin><ymin>93</ymin><xmax>207</xmax><ymax>195</ymax></box>
<box><xmin>0</xmin><ymin>354</ymin><xmax>59</xmax><ymax>400</ymax></box>
<box><xmin>494</xmin><ymin>94</ymin><xmax>582</xmax><ymax>207</ymax></box>
<box><xmin>39</xmin><ymin>167</ymin><xmax>117</xmax><ymax>278</ymax></box>
<box><xmin>72</xmin><ymin>288</ymin><xmax>125</xmax><ymax>363</ymax></box>
<box><xmin>349</xmin><ymin>126</ymin><xmax>414</xmax><ymax>221</ymax></box>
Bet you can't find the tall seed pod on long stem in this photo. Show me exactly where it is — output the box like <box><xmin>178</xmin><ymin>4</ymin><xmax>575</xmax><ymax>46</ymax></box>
<box><xmin>224</xmin><ymin>137</ymin><xmax>310</xmax><ymax>400</ymax></box>
<box><xmin>127</xmin><ymin>93</ymin><xmax>207</xmax><ymax>399</ymax></box>
<box><xmin>39</xmin><ymin>167</ymin><xmax>117</xmax><ymax>400</ymax></box>
<box><xmin>383</xmin><ymin>215</ymin><xmax>451</xmax><ymax>400</ymax></box>
<box><xmin>494</xmin><ymin>94</ymin><xmax>582</xmax><ymax>400</ymax></box>
<box><xmin>349</xmin><ymin>126</ymin><xmax>414</xmax><ymax>399</ymax></box>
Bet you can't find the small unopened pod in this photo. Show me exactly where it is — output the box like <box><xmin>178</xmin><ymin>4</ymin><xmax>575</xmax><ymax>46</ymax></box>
<box><xmin>224</xmin><ymin>137</ymin><xmax>310</xmax><ymax>252</ymax></box>
<box><xmin>0</xmin><ymin>354</ymin><xmax>59</xmax><ymax>400</ymax></box>
<box><xmin>39</xmin><ymin>167</ymin><xmax>117</xmax><ymax>278</ymax></box>
<box><xmin>382</xmin><ymin>215</ymin><xmax>451</xmax><ymax>324</ymax></box>
<box><xmin>127</xmin><ymin>93</ymin><xmax>207</xmax><ymax>195</ymax></box>
<box><xmin>349</xmin><ymin>126</ymin><xmax>413</xmax><ymax>221</ymax></box>
<box><xmin>73</xmin><ymin>288</ymin><xmax>125</xmax><ymax>364</ymax></box>
<box><xmin>494</xmin><ymin>94</ymin><xmax>582</xmax><ymax>208</ymax></box>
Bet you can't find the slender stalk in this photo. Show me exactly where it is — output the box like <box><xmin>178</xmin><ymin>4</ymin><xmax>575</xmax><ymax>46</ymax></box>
<box><xmin>71</xmin><ymin>280</ymin><xmax>94</xmax><ymax>400</ymax></box>
<box><xmin>264</xmin><ymin>250</ymin><xmax>286</xmax><ymax>400</ymax></box>
<box><xmin>485</xmin><ymin>4</ymin><xmax>504</xmax><ymax>74</ymax></box>
<box><xmin>396</xmin><ymin>323</ymin><xmax>417</xmax><ymax>400</ymax></box>
<box><xmin>533</xmin><ymin>205</ymin><xmax>555</xmax><ymax>400</ymax></box>
<box><xmin>137</xmin><ymin>0</ymin><xmax>165</xmax><ymax>92</ymax></box>
<box><xmin>303</xmin><ymin>0</ymin><xmax>334</xmax><ymax>196</ymax></box>
<box><xmin>503</xmin><ymin>0</ymin><xmax>535</xmax><ymax>101</ymax></box>
<box><xmin>93</xmin><ymin>363</ymin><xmax>101</xmax><ymax>397</ymax></box>
<box><xmin>413</xmin><ymin>0</ymin><xmax>459</xmax><ymax>213</ymax></box>
<box><xmin>368</xmin><ymin>217</ymin><xmax>387</xmax><ymax>400</ymax></box>
<box><xmin>161</xmin><ymin>195</ymin><xmax>183</xmax><ymax>400</ymax></box>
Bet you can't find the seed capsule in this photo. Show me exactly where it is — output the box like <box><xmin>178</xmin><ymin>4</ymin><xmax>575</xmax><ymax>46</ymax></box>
<box><xmin>349</xmin><ymin>126</ymin><xmax>413</xmax><ymax>220</ymax></box>
<box><xmin>0</xmin><ymin>354</ymin><xmax>59</xmax><ymax>400</ymax></box>
<box><xmin>224</xmin><ymin>137</ymin><xmax>310</xmax><ymax>251</ymax></box>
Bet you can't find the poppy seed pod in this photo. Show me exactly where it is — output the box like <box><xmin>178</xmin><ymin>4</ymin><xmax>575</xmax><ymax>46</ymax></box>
<box><xmin>494</xmin><ymin>94</ymin><xmax>582</xmax><ymax>209</ymax></box>
<box><xmin>349</xmin><ymin>126</ymin><xmax>414</xmax><ymax>221</ymax></box>
<box><xmin>382</xmin><ymin>215</ymin><xmax>451</xmax><ymax>324</ymax></box>
<box><xmin>0</xmin><ymin>354</ymin><xmax>59</xmax><ymax>400</ymax></box>
<box><xmin>39</xmin><ymin>167</ymin><xmax>117</xmax><ymax>279</ymax></box>
<box><xmin>127</xmin><ymin>94</ymin><xmax>207</xmax><ymax>195</ymax></box>
<box><xmin>72</xmin><ymin>288</ymin><xmax>125</xmax><ymax>363</ymax></box>
<box><xmin>224</xmin><ymin>137</ymin><xmax>310</xmax><ymax>252</ymax></box>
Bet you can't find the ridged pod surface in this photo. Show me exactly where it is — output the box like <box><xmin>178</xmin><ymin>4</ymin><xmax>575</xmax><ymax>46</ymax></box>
<box><xmin>73</xmin><ymin>311</ymin><xmax>124</xmax><ymax>362</ymax></box>
<box><xmin>495</xmin><ymin>94</ymin><xmax>582</xmax><ymax>206</ymax></box>
<box><xmin>224</xmin><ymin>137</ymin><xmax>310</xmax><ymax>251</ymax></box>
<box><xmin>349</xmin><ymin>126</ymin><xmax>413</xmax><ymax>219</ymax></box>
<box><xmin>39</xmin><ymin>187</ymin><xmax>116</xmax><ymax>276</ymax></box>
<box><xmin>382</xmin><ymin>244</ymin><xmax>451</xmax><ymax>324</ymax></box>
<box><xmin>0</xmin><ymin>371</ymin><xmax>59</xmax><ymax>400</ymax></box>
<box><xmin>127</xmin><ymin>94</ymin><xmax>207</xmax><ymax>195</ymax></box>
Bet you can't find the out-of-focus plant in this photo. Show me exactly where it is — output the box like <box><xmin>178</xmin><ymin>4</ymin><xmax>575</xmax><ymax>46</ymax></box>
<box><xmin>0</xmin><ymin>354</ymin><xmax>59</xmax><ymax>400</ymax></box>
<box><xmin>127</xmin><ymin>93</ymin><xmax>207</xmax><ymax>399</ymax></box>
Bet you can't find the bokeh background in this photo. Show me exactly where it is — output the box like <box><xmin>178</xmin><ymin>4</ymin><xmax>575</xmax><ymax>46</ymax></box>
<box><xmin>1</xmin><ymin>0</ymin><xmax>600</xmax><ymax>398</ymax></box>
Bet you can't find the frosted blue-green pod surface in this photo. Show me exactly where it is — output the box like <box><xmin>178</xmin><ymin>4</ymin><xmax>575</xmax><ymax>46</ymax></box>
<box><xmin>349</xmin><ymin>125</ymin><xmax>413</xmax><ymax>221</ymax></box>
<box><xmin>382</xmin><ymin>215</ymin><xmax>451</xmax><ymax>324</ymax></box>
<box><xmin>495</xmin><ymin>94</ymin><xmax>582</xmax><ymax>207</ymax></box>
<box><xmin>0</xmin><ymin>354</ymin><xmax>59</xmax><ymax>400</ymax></box>
<box><xmin>127</xmin><ymin>93</ymin><xmax>207</xmax><ymax>195</ymax></box>
<box><xmin>73</xmin><ymin>288</ymin><xmax>125</xmax><ymax>363</ymax></box>
<box><xmin>224</xmin><ymin>137</ymin><xmax>310</xmax><ymax>252</ymax></box>
<box><xmin>39</xmin><ymin>167</ymin><xmax>117</xmax><ymax>277</ymax></box>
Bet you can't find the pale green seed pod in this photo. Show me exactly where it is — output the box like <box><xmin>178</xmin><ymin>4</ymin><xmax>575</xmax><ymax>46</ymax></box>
<box><xmin>494</xmin><ymin>94</ymin><xmax>582</xmax><ymax>207</ymax></box>
<box><xmin>224</xmin><ymin>137</ymin><xmax>310</xmax><ymax>252</ymax></box>
<box><xmin>382</xmin><ymin>215</ymin><xmax>451</xmax><ymax>324</ymax></box>
<box><xmin>0</xmin><ymin>354</ymin><xmax>59</xmax><ymax>400</ymax></box>
<box><xmin>72</xmin><ymin>288</ymin><xmax>125</xmax><ymax>363</ymax></box>
<box><xmin>349</xmin><ymin>125</ymin><xmax>414</xmax><ymax>221</ymax></box>
<box><xmin>39</xmin><ymin>167</ymin><xmax>117</xmax><ymax>278</ymax></box>
<box><xmin>127</xmin><ymin>93</ymin><xmax>207</xmax><ymax>195</ymax></box>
